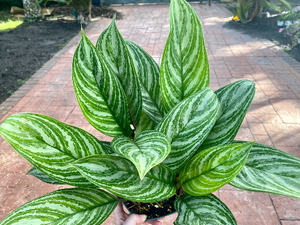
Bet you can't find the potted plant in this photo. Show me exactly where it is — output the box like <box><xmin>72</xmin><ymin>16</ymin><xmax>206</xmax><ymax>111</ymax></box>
<box><xmin>1</xmin><ymin>0</ymin><xmax>300</xmax><ymax>224</ymax></box>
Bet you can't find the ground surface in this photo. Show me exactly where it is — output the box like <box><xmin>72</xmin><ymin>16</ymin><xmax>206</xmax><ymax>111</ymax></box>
<box><xmin>1</xmin><ymin>3</ymin><xmax>300</xmax><ymax>224</ymax></box>
<box><xmin>0</xmin><ymin>5</ymin><xmax>121</xmax><ymax>104</ymax></box>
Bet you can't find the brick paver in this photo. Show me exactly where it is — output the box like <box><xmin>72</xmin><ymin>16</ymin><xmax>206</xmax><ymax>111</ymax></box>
<box><xmin>1</xmin><ymin>3</ymin><xmax>300</xmax><ymax>224</ymax></box>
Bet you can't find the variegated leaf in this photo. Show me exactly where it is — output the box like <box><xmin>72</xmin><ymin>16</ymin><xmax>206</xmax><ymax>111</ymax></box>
<box><xmin>178</xmin><ymin>142</ymin><xmax>254</xmax><ymax>196</ymax></box>
<box><xmin>101</xmin><ymin>141</ymin><xmax>115</xmax><ymax>154</ymax></box>
<box><xmin>111</xmin><ymin>130</ymin><xmax>171</xmax><ymax>179</ymax></box>
<box><xmin>27</xmin><ymin>167</ymin><xmax>63</xmax><ymax>185</ymax></box>
<box><xmin>0</xmin><ymin>188</ymin><xmax>118</xmax><ymax>225</ymax></box>
<box><xmin>160</xmin><ymin>0</ymin><xmax>209</xmax><ymax>112</ymax></box>
<box><xmin>230</xmin><ymin>142</ymin><xmax>300</xmax><ymax>199</ymax></box>
<box><xmin>0</xmin><ymin>113</ymin><xmax>109</xmax><ymax>188</ymax></box>
<box><xmin>156</xmin><ymin>88</ymin><xmax>220</xmax><ymax>172</ymax></box>
<box><xmin>126</xmin><ymin>40</ymin><xmax>164</xmax><ymax>123</ymax></box>
<box><xmin>73</xmin><ymin>29</ymin><xmax>132</xmax><ymax>137</ymax></box>
<box><xmin>135</xmin><ymin>112</ymin><xmax>155</xmax><ymax>137</ymax></box>
<box><xmin>71</xmin><ymin>155</ymin><xmax>176</xmax><ymax>202</ymax></box>
<box><xmin>96</xmin><ymin>18</ymin><xmax>142</xmax><ymax>126</ymax></box>
<box><xmin>174</xmin><ymin>194</ymin><xmax>237</xmax><ymax>225</ymax></box>
<box><xmin>199</xmin><ymin>80</ymin><xmax>255</xmax><ymax>151</ymax></box>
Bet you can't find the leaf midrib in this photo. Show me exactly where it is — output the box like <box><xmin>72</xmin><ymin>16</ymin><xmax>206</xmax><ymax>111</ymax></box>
<box><xmin>244</xmin><ymin>165</ymin><xmax>300</xmax><ymax>180</ymax></box>
<box><xmin>49</xmin><ymin>200</ymin><xmax>117</xmax><ymax>224</ymax></box>
<box><xmin>181</xmin><ymin>156</ymin><xmax>245</xmax><ymax>187</ymax></box>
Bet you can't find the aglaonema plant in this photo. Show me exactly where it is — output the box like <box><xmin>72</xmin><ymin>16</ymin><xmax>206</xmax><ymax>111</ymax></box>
<box><xmin>1</xmin><ymin>0</ymin><xmax>300</xmax><ymax>224</ymax></box>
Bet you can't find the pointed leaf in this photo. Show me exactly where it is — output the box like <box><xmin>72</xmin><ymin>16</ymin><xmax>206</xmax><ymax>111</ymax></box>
<box><xmin>135</xmin><ymin>112</ymin><xmax>155</xmax><ymax>137</ymax></box>
<box><xmin>96</xmin><ymin>19</ymin><xmax>142</xmax><ymax>126</ymax></box>
<box><xmin>73</xmin><ymin>29</ymin><xmax>132</xmax><ymax>137</ymax></box>
<box><xmin>0</xmin><ymin>188</ymin><xmax>118</xmax><ymax>225</ymax></box>
<box><xmin>160</xmin><ymin>0</ymin><xmax>209</xmax><ymax>112</ymax></box>
<box><xmin>0</xmin><ymin>113</ymin><xmax>109</xmax><ymax>188</ymax></box>
<box><xmin>156</xmin><ymin>88</ymin><xmax>220</xmax><ymax>172</ymax></box>
<box><xmin>199</xmin><ymin>80</ymin><xmax>255</xmax><ymax>151</ymax></box>
<box><xmin>230</xmin><ymin>142</ymin><xmax>300</xmax><ymax>199</ymax></box>
<box><xmin>278</xmin><ymin>0</ymin><xmax>293</xmax><ymax>12</ymax></box>
<box><xmin>174</xmin><ymin>194</ymin><xmax>237</xmax><ymax>225</ymax></box>
<box><xmin>126</xmin><ymin>40</ymin><xmax>164</xmax><ymax>123</ymax></box>
<box><xmin>112</xmin><ymin>130</ymin><xmax>171</xmax><ymax>179</ymax></box>
<box><xmin>27</xmin><ymin>167</ymin><xmax>63</xmax><ymax>185</ymax></box>
<box><xmin>259</xmin><ymin>0</ymin><xmax>281</xmax><ymax>12</ymax></box>
<box><xmin>71</xmin><ymin>155</ymin><xmax>176</xmax><ymax>203</ymax></box>
<box><xmin>178</xmin><ymin>142</ymin><xmax>254</xmax><ymax>196</ymax></box>
<box><xmin>237</xmin><ymin>0</ymin><xmax>250</xmax><ymax>24</ymax></box>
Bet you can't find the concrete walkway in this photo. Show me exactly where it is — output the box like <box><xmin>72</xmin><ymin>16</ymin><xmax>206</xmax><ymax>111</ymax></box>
<box><xmin>1</xmin><ymin>3</ymin><xmax>300</xmax><ymax>224</ymax></box>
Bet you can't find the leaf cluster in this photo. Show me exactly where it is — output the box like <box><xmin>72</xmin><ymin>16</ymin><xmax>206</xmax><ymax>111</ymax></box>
<box><xmin>1</xmin><ymin>0</ymin><xmax>300</xmax><ymax>224</ymax></box>
<box><xmin>236</xmin><ymin>0</ymin><xmax>293</xmax><ymax>23</ymax></box>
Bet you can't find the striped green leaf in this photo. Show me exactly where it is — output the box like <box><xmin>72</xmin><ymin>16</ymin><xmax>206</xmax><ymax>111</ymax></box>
<box><xmin>126</xmin><ymin>40</ymin><xmax>164</xmax><ymax>123</ymax></box>
<box><xmin>178</xmin><ymin>142</ymin><xmax>254</xmax><ymax>196</ymax></box>
<box><xmin>135</xmin><ymin>112</ymin><xmax>155</xmax><ymax>137</ymax></box>
<box><xmin>230</xmin><ymin>142</ymin><xmax>300</xmax><ymax>199</ymax></box>
<box><xmin>156</xmin><ymin>88</ymin><xmax>221</xmax><ymax>172</ymax></box>
<box><xmin>101</xmin><ymin>141</ymin><xmax>115</xmax><ymax>154</ymax></box>
<box><xmin>111</xmin><ymin>130</ymin><xmax>171</xmax><ymax>179</ymax></box>
<box><xmin>27</xmin><ymin>167</ymin><xmax>63</xmax><ymax>185</ymax></box>
<box><xmin>174</xmin><ymin>194</ymin><xmax>237</xmax><ymax>225</ymax></box>
<box><xmin>96</xmin><ymin>18</ymin><xmax>142</xmax><ymax>126</ymax></box>
<box><xmin>160</xmin><ymin>0</ymin><xmax>209</xmax><ymax>112</ymax></box>
<box><xmin>71</xmin><ymin>155</ymin><xmax>176</xmax><ymax>202</ymax></box>
<box><xmin>73</xmin><ymin>29</ymin><xmax>132</xmax><ymax>137</ymax></box>
<box><xmin>0</xmin><ymin>113</ymin><xmax>109</xmax><ymax>188</ymax></box>
<box><xmin>0</xmin><ymin>188</ymin><xmax>118</xmax><ymax>225</ymax></box>
<box><xmin>199</xmin><ymin>80</ymin><xmax>255</xmax><ymax>151</ymax></box>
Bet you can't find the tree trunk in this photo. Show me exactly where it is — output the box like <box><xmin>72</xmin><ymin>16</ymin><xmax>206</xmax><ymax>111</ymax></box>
<box><xmin>22</xmin><ymin>0</ymin><xmax>41</xmax><ymax>21</ymax></box>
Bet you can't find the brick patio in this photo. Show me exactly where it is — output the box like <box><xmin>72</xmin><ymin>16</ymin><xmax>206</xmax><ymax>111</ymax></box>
<box><xmin>1</xmin><ymin>3</ymin><xmax>300</xmax><ymax>224</ymax></box>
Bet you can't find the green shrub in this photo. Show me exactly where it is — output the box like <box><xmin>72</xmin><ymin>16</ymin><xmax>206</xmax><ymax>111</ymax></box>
<box><xmin>1</xmin><ymin>0</ymin><xmax>300</xmax><ymax>224</ymax></box>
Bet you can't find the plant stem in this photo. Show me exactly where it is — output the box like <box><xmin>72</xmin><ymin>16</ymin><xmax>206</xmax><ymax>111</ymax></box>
<box><xmin>175</xmin><ymin>182</ymin><xmax>182</xmax><ymax>190</ymax></box>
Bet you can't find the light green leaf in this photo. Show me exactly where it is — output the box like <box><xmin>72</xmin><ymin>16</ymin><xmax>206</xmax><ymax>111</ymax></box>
<box><xmin>134</xmin><ymin>112</ymin><xmax>155</xmax><ymax>137</ymax></box>
<box><xmin>278</xmin><ymin>0</ymin><xmax>293</xmax><ymax>12</ymax></box>
<box><xmin>178</xmin><ymin>142</ymin><xmax>254</xmax><ymax>196</ymax></box>
<box><xmin>160</xmin><ymin>0</ymin><xmax>209</xmax><ymax>112</ymax></box>
<box><xmin>259</xmin><ymin>0</ymin><xmax>281</xmax><ymax>12</ymax></box>
<box><xmin>0</xmin><ymin>113</ymin><xmax>109</xmax><ymax>188</ymax></box>
<box><xmin>27</xmin><ymin>167</ymin><xmax>63</xmax><ymax>185</ymax></box>
<box><xmin>72</xmin><ymin>29</ymin><xmax>132</xmax><ymax>137</ymax></box>
<box><xmin>156</xmin><ymin>88</ymin><xmax>220</xmax><ymax>172</ymax></box>
<box><xmin>126</xmin><ymin>40</ymin><xmax>164</xmax><ymax>123</ymax></box>
<box><xmin>0</xmin><ymin>188</ymin><xmax>118</xmax><ymax>225</ymax></box>
<box><xmin>230</xmin><ymin>142</ymin><xmax>300</xmax><ymax>199</ymax></box>
<box><xmin>174</xmin><ymin>194</ymin><xmax>237</xmax><ymax>225</ymax></box>
<box><xmin>199</xmin><ymin>80</ymin><xmax>255</xmax><ymax>151</ymax></box>
<box><xmin>96</xmin><ymin>18</ymin><xmax>142</xmax><ymax>126</ymax></box>
<box><xmin>111</xmin><ymin>130</ymin><xmax>171</xmax><ymax>179</ymax></box>
<box><xmin>237</xmin><ymin>0</ymin><xmax>251</xmax><ymax>24</ymax></box>
<box><xmin>71</xmin><ymin>155</ymin><xmax>176</xmax><ymax>203</ymax></box>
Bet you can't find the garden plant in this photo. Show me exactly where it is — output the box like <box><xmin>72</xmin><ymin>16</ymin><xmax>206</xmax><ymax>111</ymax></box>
<box><xmin>236</xmin><ymin>0</ymin><xmax>292</xmax><ymax>23</ymax></box>
<box><xmin>279</xmin><ymin>19</ymin><xmax>300</xmax><ymax>48</ymax></box>
<box><xmin>1</xmin><ymin>0</ymin><xmax>300</xmax><ymax>224</ymax></box>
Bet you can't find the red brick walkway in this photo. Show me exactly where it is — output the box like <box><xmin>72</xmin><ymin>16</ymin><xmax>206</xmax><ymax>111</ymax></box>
<box><xmin>1</xmin><ymin>3</ymin><xmax>300</xmax><ymax>224</ymax></box>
